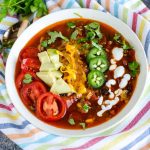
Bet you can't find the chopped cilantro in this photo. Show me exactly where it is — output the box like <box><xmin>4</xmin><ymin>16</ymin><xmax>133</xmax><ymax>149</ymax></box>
<box><xmin>68</xmin><ymin>118</ymin><xmax>75</xmax><ymax>125</ymax></box>
<box><xmin>86</xmin><ymin>31</ymin><xmax>96</xmax><ymax>40</ymax></box>
<box><xmin>113</xmin><ymin>33</ymin><xmax>134</xmax><ymax>50</ymax></box>
<box><xmin>92</xmin><ymin>38</ymin><xmax>99</xmax><ymax>44</ymax></box>
<box><xmin>23</xmin><ymin>74</ymin><xmax>32</xmax><ymax>84</ymax></box>
<box><xmin>91</xmin><ymin>40</ymin><xmax>103</xmax><ymax>51</ymax></box>
<box><xmin>41</xmin><ymin>31</ymin><xmax>69</xmax><ymax>47</ymax></box>
<box><xmin>47</xmin><ymin>31</ymin><xmax>69</xmax><ymax>44</ymax></box>
<box><xmin>83</xmin><ymin>104</ymin><xmax>90</xmax><ymax>113</ymax></box>
<box><xmin>86</xmin><ymin>22</ymin><xmax>99</xmax><ymax>29</ymax></box>
<box><xmin>0</xmin><ymin>0</ymin><xmax>48</xmax><ymax>21</ymax></box>
<box><xmin>82</xmin><ymin>43</ymin><xmax>91</xmax><ymax>49</ymax></box>
<box><xmin>77</xmin><ymin>37</ymin><xmax>88</xmax><ymax>43</ymax></box>
<box><xmin>67</xmin><ymin>22</ymin><xmax>76</xmax><ymax>29</ymax></box>
<box><xmin>128</xmin><ymin>61</ymin><xmax>140</xmax><ymax>77</ymax></box>
<box><xmin>113</xmin><ymin>33</ymin><xmax>121</xmax><ymax>43</ymax></box>
<box><xmin>79</xmin><ymin>122</ymin><xmax>86</xmax><ymax>129</ymax></box>
<box><xmin>71</xmin><ymin>30</ymin><xmax>79</xmax><ymax>40</ymax></box>
<box><xmin>41</xmin><ymin>40</ymin><xmax>48</xmax><ymax>47</ymax></box>
<box><xmin>122</xmin><ymin>40</ymin><xmax>133</xmax><ymax>50</ymax></box>
<box><xmin>85</xmin><ymin>22</ymin><xmax>102</xmax><ymax>40</ymax></box>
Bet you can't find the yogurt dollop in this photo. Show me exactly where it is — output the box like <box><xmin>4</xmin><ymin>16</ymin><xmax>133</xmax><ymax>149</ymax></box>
<box><xmin>112</xmin><ymin>47</ymin><xmax>123</xmax><ymax>61</ymax></box>
<box><xmin>114</xmin><ymin>66</ymin><xmax>125</xmax><ymax>79</ymax></box>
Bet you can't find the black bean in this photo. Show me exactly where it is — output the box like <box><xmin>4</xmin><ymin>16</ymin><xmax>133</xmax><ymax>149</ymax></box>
<box><xmin>101</xmin><ymin>87</ymin><xmax>109</xmax><ymax>95</ymax></box>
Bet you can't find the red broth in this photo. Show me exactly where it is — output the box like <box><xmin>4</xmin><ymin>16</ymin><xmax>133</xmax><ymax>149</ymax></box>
<box><xmin>15</xmin><ymin>19</ymin><xmax>139</xmax><ymax>129</ymax></box>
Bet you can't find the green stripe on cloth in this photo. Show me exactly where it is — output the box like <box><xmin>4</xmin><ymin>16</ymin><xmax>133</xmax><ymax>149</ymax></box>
<box><xmin>35</xmin><ymin>138</ymin><xmax>78</xmax><ymax>150</ymax></box>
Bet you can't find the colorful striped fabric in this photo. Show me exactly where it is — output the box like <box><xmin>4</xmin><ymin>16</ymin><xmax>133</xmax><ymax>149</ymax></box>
<box><xmin>0</xmin><ymin>0</ymin><xmax>150</xmax><ymax>149</ymax></box>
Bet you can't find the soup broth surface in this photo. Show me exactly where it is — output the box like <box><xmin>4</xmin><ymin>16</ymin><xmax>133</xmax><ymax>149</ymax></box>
<box><xmin>15</xmin><ymin>19</ymin><xmax>139</xmax><ymax>129</ymax></box>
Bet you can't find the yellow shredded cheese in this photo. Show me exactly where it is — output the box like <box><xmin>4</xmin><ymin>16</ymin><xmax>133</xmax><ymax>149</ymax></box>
<box><xmin>60</xmin><ymin>43</ymin><xmax>87</xmax><ymax>94</ymax></box>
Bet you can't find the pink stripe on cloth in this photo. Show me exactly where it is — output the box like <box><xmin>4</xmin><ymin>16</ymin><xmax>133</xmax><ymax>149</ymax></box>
<box><xmin>86</xmin><ymin>0</ymin><xmax>91</xmax><ymax>8</ymax></box>
<box><xmin>63</xmin><ymin>101</ymin><xmax>150</xmax><ymax>150</ymax></box>
<box><xmin>132</xmin><ymin>12</ymin><xmax>138</xmax><ymax>32</ymax></box>
<box><xmin>122</xmin><ymin>101</ymin><xmax>150</xmax><ymax>132</ymax></box>
<box><xmin>138</xmin><ymin>7</ymin><xmax>149</xmax><ymax>14</ymax></box>
<box><xmin>0</xmin><ymin>103</ymin><xmax>14</xmax><ymax>111</ymax></box>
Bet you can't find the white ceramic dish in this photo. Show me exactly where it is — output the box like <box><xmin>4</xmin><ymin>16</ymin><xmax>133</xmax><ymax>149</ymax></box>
<box><xmin>5</xmin><ymin>8</ymin><xmax>148</xmax><ymax>137</ymax></box>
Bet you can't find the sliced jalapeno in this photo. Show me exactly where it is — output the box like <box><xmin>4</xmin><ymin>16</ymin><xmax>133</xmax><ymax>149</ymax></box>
<box><xmin>88</xmin><ymin>70</ymin><xmax>105</xmax><ymax>88</ymax></box>
<box><xmin>87</xmin><ymin>47</ymin><xmax>106</xmax><ymax>63</ymax></box>
<box><xmin>89</xmin><ymin>56</ymin><xmax>109</xmax><ymax>72</ymax></box>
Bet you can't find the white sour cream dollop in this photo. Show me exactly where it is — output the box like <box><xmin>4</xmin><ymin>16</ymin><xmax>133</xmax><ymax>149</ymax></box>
<box><xmin>112</xmin><ymin>47</ymin><xmax>124</xmax><ymax>61</ymax></box>
<box><xmin>114</xmin><ymin>66</ymin><xmax>125</xmax><ymax>79</ymax></box>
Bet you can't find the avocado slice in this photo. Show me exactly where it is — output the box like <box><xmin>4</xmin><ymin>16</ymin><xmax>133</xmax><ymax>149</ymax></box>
<box><xmin>38</xmin><ymin>51</ymin><xmax>50</xmax><ymax>64</ymax></box>
<box><xmin>36</xmin><ymin>72</ymin><xmax>56</xmax><ymax>86</ymax></box>
<box><xmin>50</xmin><ymin>78</ymin><xmax>74</xmax><ymax>94</ymax></box>
<box><xmin>40</xmin><ymin>62</ymin><xmax>56</xmax><ymax>72</ymax></box>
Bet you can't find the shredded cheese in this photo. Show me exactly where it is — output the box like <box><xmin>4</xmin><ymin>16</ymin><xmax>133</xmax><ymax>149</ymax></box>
<box><xmin>60</xmin><ymin>43</ymin><xmax>87</xmax><ymax>94</ymax></box>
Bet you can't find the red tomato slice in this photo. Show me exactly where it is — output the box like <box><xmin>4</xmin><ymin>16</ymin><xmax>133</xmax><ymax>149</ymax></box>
<box><xmin>19</xmin><ymin>47</ymin><xmax>39</xmax><ymax>62</ymax></box>
<box><xmin>36</xmin><ymin>92</ymin><xmax>67</xmax><ymax>121</ymax></box>
<box><xmin>21</xmin><ymin>81</ymin><xmax>47</xmax><ymax>107</ymax></box>
<box><xmin>16</xmin><ymin>71</ymin><xmax>39</xmax><ymax>89</ymax></box>
<box><xmin>21</xmin><ymin>58</ymin><xmax>40</xmax><ymax>72</ymax></box>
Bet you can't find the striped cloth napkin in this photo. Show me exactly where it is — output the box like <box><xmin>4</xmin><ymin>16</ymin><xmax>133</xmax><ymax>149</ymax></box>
<box><xmin>0</xmin><ymin>0</ymin><xmax>150</xmax><ymax>149</ymax></box>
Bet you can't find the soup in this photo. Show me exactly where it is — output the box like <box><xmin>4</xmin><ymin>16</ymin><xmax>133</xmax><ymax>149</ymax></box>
<box><xmin>15</xmin><ymin>19</ymin><xmax>140</xmax><ymax>129</ymax></box>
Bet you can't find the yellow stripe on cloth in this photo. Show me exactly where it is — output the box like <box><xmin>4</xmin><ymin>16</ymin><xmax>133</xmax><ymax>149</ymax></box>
<box><xmin>0</xmin><ymin>112</ymin><xmax>20</xmax><ymax>120</ymax></box>
<box><xmin>138</xmin><ymin>18</ymin><xmax>147</xmax><ymax>41</ymax></box>
<box><xmin>0</xmin><ymin>21</ymin><xmax>14</xmax><ymax>27</ymax></box>
<box><xmin>93</xmin><ymin>3</ymin><xmax>99</xmax><ymax>10</ymax></box>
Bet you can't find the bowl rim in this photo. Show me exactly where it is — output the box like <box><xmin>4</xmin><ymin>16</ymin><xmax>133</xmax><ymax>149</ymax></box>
<box><xmin>5</xmin><ymin>8</ymin><xmax>149</xmax><ymax>137</ymax></box>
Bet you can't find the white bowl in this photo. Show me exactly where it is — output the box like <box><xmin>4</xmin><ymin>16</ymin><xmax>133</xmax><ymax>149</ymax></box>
<box><xmin>5</xmin><ymin>8</ymin><xmax>148</xmax><ymax>137</ymax></box>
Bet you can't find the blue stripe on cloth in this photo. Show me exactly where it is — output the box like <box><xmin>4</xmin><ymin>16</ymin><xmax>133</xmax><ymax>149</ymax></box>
<box><xmin>96</xmin><ymin>0</ymin><xmax>101</xmax><ymax>3</ymax></box>
<box><xmin>0</xmin><ymin>120</ymin><xmax>30</xmax><ymax>129</ymax></box>
<box><xmin>119</xmin><ymin>0</ymin><xmax>127</xmax><ymax>4</ymax></box>
<box><xmin>0</xmin><ymin>29</ymin><xmax>6</xmax><ymax>35</ymax></box>
<box><xmin>144</xmin><ymin>29</ymin><xmax>150</xmax><ymax>56</ymax></box>
<box><xmin>0</xmin><ymin>71</ymin><xmax>5</xmax><ymax>79</ymax></box>
<box><xmin>0</xmin><ymin>84</ymin><xmax>6</xmax><ymax>90</ymax></box>
<box><xmin>121</xmin><ymin>128</ymin><xmax>150</xmax><ymax>150</ymax></box>
<box><xmin>114</xmin><ymin>2</ymin><xmax>119</xmax><ymax>17</ymax></box>
<box><xmin>20</xmin><ymin>134</ymin><xmax>57</xmax><ymax>148</ymax></box>
<box><xmin>66</xmin><ymin>0</ymin><xmax>76</xmax><ymax>8</ymax></box>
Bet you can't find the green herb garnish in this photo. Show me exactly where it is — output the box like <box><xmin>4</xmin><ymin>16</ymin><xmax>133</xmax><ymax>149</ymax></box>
<box><xmin>0</xmin><ymin>0</ymin><xmax>48</xmax><ymax>21</ymax></box>
<box><xmin>68</xmin><ymin>118</ymin><xmax>75</xmax><ymax>125</ymax></box>
<box><xmin>77</xmin><ymin>37</ymin><xmax>88</xmax><ymax>43</ymax></box>
<box><xmin>67</xmin><ymin>22</ymin><xmax>76</xmax><ymax>29</ymax></box>
<box><xmin>82</xmin><ymin>43</ymin><xmax>91</xmax><ymax>49</ymax></box>
<box><xmin>47</xmin><ymin>31</ymin><xmax>69</xmax><ymax>44</ymax></box>
<box><xmin>41</xmin><ymin>40</ymin><xmax>48</xmax><ymax>48</ymax></box>
<box><xmin>41</xmin><ymin>31</ymin><xmax>69</xmax><ymax>47</ymax></box>
<box><xmin>122</xmin><ymin>40</ymin><xmax>133</xmax><ymax>50</ymax></box>
<box><xmin>91</xmin><ymin>40</ymin><xmax>103</xmax><ymax>51</ymax></box>
<box><xmin>113</xmin><ymin>33</ymin><xmax>121</xmax><ymax>43</ymax></box>
<box><xmin>71</xmin><ymin>30</ymin><xmax>79</xmax><ymax>40</ymax></box>
<box><xmin>113</xmin><ymin>34</ymin><xmax>133</xmax><ymax>50</ymax></box>
<box><xmin>86</xmin><ymin>31</ymin><xmax>96</xmax><ymax>40</ymax></box>
<box><xmin>79</xmin><ymin>122</ymin><xmax>86</xmax><ymax>129</ymax></box>
<box><xmin>85</xmin><ymin>22</ymin><xmax>102</xmax><ymax>40</ymax></box>
<box><xmin>23</xmin><ymin>74</ymin><xmax>32</xmax><ymax>84</ymax></box>
<box><xmin>83</xmin><ymin>104</ymin><xmax>90</xmax><ymax>113</ymax></box>
<box><xmin>128</xmin><ymin>61</ymin><xmax>140</xmax><ymax>77</ymax></box>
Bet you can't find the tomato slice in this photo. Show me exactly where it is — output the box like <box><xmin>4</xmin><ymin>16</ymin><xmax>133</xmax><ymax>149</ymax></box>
<box><xmin>36</xmin><ymin>92</ymin><xmax>67</xmax><ymax>121</ymax></box>
<box><xmin>21</xmin><ymin>58</ymin><xmax>40</xmax><ymax>72</ymax></box>
<box><xmin>19</xmin><ymin>47</ymin><xmax>39</xmax><ymax>62</ymax></box>
<box><xmin>16</xmin><ymin>71</ymin><xmax>39</xmax><ymax>89</ymax></box>
<box><xmin>21</xmin><ymin>81</ymin><xmax>47</xmax><ymax>107</ymax></box>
